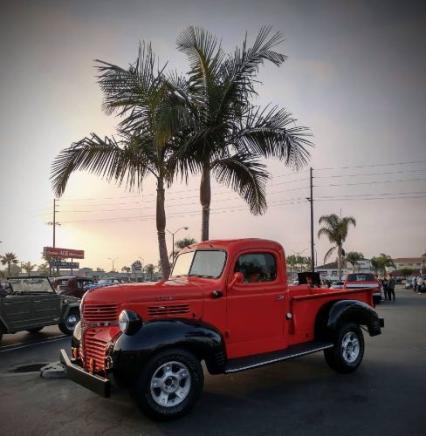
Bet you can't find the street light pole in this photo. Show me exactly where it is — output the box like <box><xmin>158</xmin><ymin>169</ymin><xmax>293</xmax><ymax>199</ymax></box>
<box><xmin>167</xmin><ymin>226</ymin><xmax>189</xmax><ymax>265</ymax></box>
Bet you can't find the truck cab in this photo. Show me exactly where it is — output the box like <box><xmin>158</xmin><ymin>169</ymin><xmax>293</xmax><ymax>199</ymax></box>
<box><xmin>61</xmin><ymin>239</ymin><xmax>383</xmax><ymax>420</ymax></box>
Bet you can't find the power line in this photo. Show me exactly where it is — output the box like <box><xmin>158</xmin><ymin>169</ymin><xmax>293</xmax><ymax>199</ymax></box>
<box><xmin>316</xmin><ymin>177</ymin><xmax>426</xmax><ymax>188</ymax></box>
<box><xmin>315</xmin><ymin>159</ymin><xmax>426</xmax><ymax>171</ymax></box>
<box><xmin>315</xmin><ymin>169</ymin><xmax>426</xmax><ymax>179</ymax></box>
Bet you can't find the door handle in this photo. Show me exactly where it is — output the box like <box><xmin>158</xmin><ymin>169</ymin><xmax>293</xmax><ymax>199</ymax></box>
<box><xmin>211</xmin><ymin>290</ymin><xmax>223</xmax><ymax>299</ymax></box>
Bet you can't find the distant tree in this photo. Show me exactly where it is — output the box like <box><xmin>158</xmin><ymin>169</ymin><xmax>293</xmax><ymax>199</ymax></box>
<box><xmin>38</xmin><ymin>263</ymin><xmax>50</xmax><ymax>275</ymax></box>
<box><xmin>346</xmin><ymin>252</ymin><xmax>364</xmax><ymax>272</ymax></box>
<box><xmin>1</xmin><ymin>252</ymin><xmax>19</xmax><ymax>275</ymax></box>
<box><xmin>371</xmin><ymin>253</ymin><xmax>395</xmax><ymax>276</ymax></box>
<box><xmin>144</xmin><ymin>264</ymin><xmax>155</xmax><ymax>281</ymax></box>
<box><xmin>399</xmin><ymin>268</ymin><xmax>414</xmax><ymax>278</ymax></box>
<box><xmin>121</xmin><ymin>266</ymin><xmax>131</xmax><ymax>273</ymax></box>
<box><xmin>170</xmin><ymin>237</ymin><xmax>197</xmax><ymax>261</ymax></box>
<box><xmin>286</xmin><ymin>255</ymin><xmax>298</xmax><ymax>274</ymax></box>
<box><xmin>96</xmin><ymin>267</ymin><xmax>105</xmax><ymax>272</ymax></box>
<box><xmin>318</xmin><ymin>214</ymin><xmax>356</xmax><ymax>279</ymax></box>
<box><xmin>22</xmin><ymin>262</ymin><xmax>35</xmax><ymax>276</ymax></box>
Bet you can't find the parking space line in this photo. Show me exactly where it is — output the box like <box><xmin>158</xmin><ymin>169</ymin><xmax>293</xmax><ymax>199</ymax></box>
<box><xmin>0</xmin><ymin>336</ymin><xmax>68</xmax><ymax>353</ymax></box>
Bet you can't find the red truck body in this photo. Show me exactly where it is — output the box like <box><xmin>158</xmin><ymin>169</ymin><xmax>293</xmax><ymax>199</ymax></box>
<box><xmin>61</xmin><ymin>238</ymin><xmax>383</xmax><ymax>420</ymax></box>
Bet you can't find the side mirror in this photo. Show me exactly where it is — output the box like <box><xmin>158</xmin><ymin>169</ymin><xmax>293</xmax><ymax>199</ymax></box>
<box><xmin>229</xmin><ymin>272</ymin><xmax>244</xmax><ymax>287</ymax></box>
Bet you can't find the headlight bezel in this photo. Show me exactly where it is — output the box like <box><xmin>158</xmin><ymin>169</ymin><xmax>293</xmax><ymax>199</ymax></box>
<box><xmin>73</xmin><ymin>320</ymin><xmax>82</xmax><ymax>341</ymax></box>
<box><xmin>118</xmin><ymin>309</ymin><xmax>142</xmax><ymax>335</ymax></box>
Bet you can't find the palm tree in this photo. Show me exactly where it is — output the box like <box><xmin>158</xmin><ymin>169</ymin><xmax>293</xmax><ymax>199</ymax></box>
<box><xmin>38</xmin><ymin>263</ymin><xmax>50</xmax><ymax>275</ymax></box>
<box><xmin>51</xmin><ymin>44</ymin><xmax>188</xmax><ymax>279</ymax></box>
<box><xmin>170</xmin><ymin>237</ymin><xmax>197</xmax><ymax>261</ymax></box>
<box><xmin>1</xmin><ymin>252</ymin><xmax>18</xmax><ymax>275</ymax></box>
<box><xmin>174</xmin><ymin>26</ymin><xmax>312</xmax><ymax>240</ymax></box>
<box><xmin>346</xmin><ymin>251</ymin><xmax>364</xmax><ymax>272</ymax></box>
<box><xmin>318</xmin><ymin>214</ymin><xmax>356</xmax><ymax>279</ymax></box>
<box><xmin>144</xmin><ymin>263</ymin><xmax>155</xmax><ymax>281</ymax></box>
<box><xmin>22</xmin><ymin>262</ymin><xmax>35</xmax><ymax>276</ymax></box>
<box><xmin>371</xmin><ymin>253</ymin><xmax>395</xmax><ymax>276</ymax></box>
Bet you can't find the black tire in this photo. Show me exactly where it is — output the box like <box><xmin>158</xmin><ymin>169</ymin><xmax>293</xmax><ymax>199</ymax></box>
<box><xmin>58</xmin><ymin>310</ymin><xmax>80</xmax><ymax>335</ymax></box>
<box><xmin>27</xmin><ymin>327</ymin><xmax>44</xmax><ymax>334</ymax></box>
<box><xmin>324</xmin><ymin>322</ymin><xmax>364</xmax><ymax>373</ymax></box>
<box><xmin>131</xmin><ymin>348</ymin><xmax>204</xmax><ymax>421</ymax></box>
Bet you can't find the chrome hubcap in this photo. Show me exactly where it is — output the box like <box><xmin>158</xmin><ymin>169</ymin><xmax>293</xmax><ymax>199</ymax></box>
<box><xmin>341</xmin><ymin>331</ymin><xmax>360</xmax><ymax>363</ymax></box>
<box><xmin>150</xmin><ymin>361</ymin><xmax>191</xmax><ymax>408</ymax></box>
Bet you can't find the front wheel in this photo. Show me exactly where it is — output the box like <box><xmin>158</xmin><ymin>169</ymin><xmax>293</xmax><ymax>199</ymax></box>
<box><xmin>324</xmin><ymin>323</ymin><xmax>364</xmax><ymax>373</ymax></box>
<box><xmin>59</xmin><ymin>310</ymin><xmax>80</xmax><ymax>335</ymax></box>
<box><xmin>132</xmin><ymin>348</ymin><xmax>204</xmax><ymax>420</ymax></box>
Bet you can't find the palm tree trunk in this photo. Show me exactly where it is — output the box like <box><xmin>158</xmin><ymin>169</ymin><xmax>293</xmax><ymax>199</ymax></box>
<box><xmin>156</xmin><ymin>177</ymin><xmax>170</xmax><ymax>279</ymax></box>
<box><xmin>337</xmin><ymin>245</ymin><xmax>343</xmax><ymax>279</ymax></box>
<box><xmin>200</xmin><ymin>164</ymin><xmax>211</xmax><ymax>241</ymax></box>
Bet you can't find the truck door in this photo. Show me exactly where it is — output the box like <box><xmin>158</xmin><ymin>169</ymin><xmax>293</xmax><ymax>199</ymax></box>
<box><xmin>226</xmin><ymin>251</ymin><xmax>287</xmax><ymax>358</ymax></box>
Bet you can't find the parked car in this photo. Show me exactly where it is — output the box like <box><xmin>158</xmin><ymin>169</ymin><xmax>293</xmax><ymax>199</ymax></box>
<box><xmin>344</xmin><ymin>273</ymin><xmax>382</xmax><ymax>304</ymax></box>
<box><xmin>330</xmin><ymin>280</ymin><xmax>345</xmax><ymax>289</ymax></box>
<box><xmin>61</xmin><ymin>238</ymin><xmax>383</xmax><ymax>420</ymax></box>
<box><xmin>84</xmin><ymin>278</ymin><xmax>121</xmax><ymax>292</ymax></box>
<box><xmin>54</xmin><ymin>276</ymin><xmax>94</xmax><ymax>299</ymax></box>
<box><xmin>0</xmin><ymin>276</ymin><xmax>80</xmax><ymax>343</ymax></box>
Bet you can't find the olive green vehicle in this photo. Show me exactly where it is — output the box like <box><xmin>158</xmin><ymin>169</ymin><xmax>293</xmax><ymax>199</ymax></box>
<box><xmin>0</xmin><ymin>276</ymin><xmax>80</xmax><ymax>343</ymax></box>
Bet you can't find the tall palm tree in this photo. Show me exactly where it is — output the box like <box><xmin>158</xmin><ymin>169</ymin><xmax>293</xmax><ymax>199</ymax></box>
<box><xmin>318</xmin><ymin>214</ymin><xmax>356</xmax><ymax>279</ymax></box>
<box><xmin>1</xmin><ymin>252</ymin><xmax>18</xmax><ymax>275</ymax></box>
<box><xmin>346</xmin><ymin>251</ymin><xmax>364</xmax><ymax>272</ymax></box>
<box><xmin>51</xmin><ymin>44</ymin><xmax>187</xmax><ymax>279</ymax></box>
<box><xmin>174</xmin><ymin>26</ymin><xmax>312</xmax><ymax>240</ymax></box>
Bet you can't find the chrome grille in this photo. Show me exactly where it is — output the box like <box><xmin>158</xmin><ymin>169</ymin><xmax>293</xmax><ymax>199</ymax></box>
<box><xmin>83</xmin><ymin>304</ymin><xmax>118</xmax><ymax>322</ymax></box>
<box><xmin>148</xmin><ymin>304</ymin><xmax>190</xmax><ymax>316</ymax></box>
<box><xmin>83</xmin><ymin>329</ymin><xmax>108</xmax><ymax>372</ymax></box>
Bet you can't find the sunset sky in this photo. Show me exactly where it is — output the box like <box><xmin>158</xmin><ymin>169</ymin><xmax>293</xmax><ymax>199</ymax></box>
<box><xmin>0</xmin><ymin>0</ymin><xmax>425</xmax><ymax>271</ymax></box>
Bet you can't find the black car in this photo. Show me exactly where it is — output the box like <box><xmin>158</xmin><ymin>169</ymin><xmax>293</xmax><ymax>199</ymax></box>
<box><xmin>0</xmin><ymin>276</ymin><xmax>80</xmax><ymax>343</ymax></box>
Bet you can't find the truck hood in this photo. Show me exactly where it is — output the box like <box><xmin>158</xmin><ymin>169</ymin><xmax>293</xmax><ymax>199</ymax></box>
<box><xmin>82</xmin><ymin>277</ymin><xmax>214</xmax><ymax>306</ymax></box>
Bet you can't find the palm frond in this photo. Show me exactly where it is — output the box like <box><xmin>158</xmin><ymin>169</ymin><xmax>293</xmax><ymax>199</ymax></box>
<box><xmin>324</xmin><ymin>246</ymin><xmax>337</xmax><ymax>263</ymax></box>
<box><xmin>212</xmin><ymin>153</ymin><xmax>268</xmax><ymax>215</ymax></box>
<box><xmin>229</xmin><ymin>105</ymin><xmax>312</xmax><ymax>169</ymax></box>
<box><xmin>50</xmin><ymin>134</ymin><xmax>153</xmax><ymax>197</ymax></box>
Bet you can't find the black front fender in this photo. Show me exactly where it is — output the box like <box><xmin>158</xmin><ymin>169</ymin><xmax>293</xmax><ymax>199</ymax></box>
<box><xmin>112</xmin><ymin>319</ymin><xmax>226</xmax><ymax>383</ymax></box>
<box><xmin>316</xmin><ymin>299</ymin><xmax>383</xmax><ymax>340</ymax></box>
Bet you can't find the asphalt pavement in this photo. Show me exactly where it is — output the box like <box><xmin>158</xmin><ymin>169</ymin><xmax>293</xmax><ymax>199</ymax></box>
<box><xmin>0</xmin><ymin>287</ymin><xmax>425</xmax><ymax>436</ymax></box>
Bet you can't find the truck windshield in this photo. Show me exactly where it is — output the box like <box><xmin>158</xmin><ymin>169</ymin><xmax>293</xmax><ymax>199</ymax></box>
<box><xmin>171</xmin><ymin>250</ymin><xmax>226</xmax><ymax>278</ymax></box>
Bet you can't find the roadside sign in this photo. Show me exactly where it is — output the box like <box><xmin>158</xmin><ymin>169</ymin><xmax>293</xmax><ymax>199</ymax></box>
<box><xmin>43</xmin><ymin>247</ymin><xmax>85</xmax><ymax>259</ymax></box>
<box><xmin>51</xmin><ymin>261</ymin><xmax>80</xmax><ymax>269</ymax></box>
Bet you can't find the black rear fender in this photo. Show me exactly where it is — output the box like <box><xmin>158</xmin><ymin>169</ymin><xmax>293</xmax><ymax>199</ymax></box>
<box><xmin>315</xmin><ymin>300</ymin><xmax>383</xmax><ymax>340</ymax></box>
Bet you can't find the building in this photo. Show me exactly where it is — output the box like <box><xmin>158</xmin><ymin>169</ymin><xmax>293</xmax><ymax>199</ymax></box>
<box><xmin>315</xmin><ymin>259</ymin><xmax>374</xmax><ymax>281</ymax></box>
<box><xmin>393</xmin><ymin>257</ymin><xmax>425</xmax><ymax>272</ymax></box>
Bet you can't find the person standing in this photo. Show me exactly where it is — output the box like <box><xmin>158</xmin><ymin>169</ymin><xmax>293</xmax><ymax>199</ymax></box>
<box><xmin>388</xmin><ymin>276</ymin><xmax>396</xmax><ymax>302</ymax></box>
<box><xmin>417</xmin><ymin>275</ymin><xmax>424</xmax><ymax>294</ymax></box>
<box><xmin>382</xmin><ymin>277</ymin><xmax>389</xmax><ymax>301</ymax></box>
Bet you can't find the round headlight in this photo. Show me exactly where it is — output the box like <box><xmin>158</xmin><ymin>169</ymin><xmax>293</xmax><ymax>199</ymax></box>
<box><xmin>118</xmin><ymin>310</ymin><xmax>142</xmax><ymax>335</ymax></box>
<box><xmin>73</xmin><ymin>320</ymin><xmax>82</xmax><ymax>341</ymax></box>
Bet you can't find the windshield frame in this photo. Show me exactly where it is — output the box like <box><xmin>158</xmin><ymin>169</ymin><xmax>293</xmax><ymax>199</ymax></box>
<box><xmin>171</xmin><ymin>249</ymin><xmax>227</xmax><ymax>279</ymax></box>
<box><xmin>8</xmin><ymin>276</ymin><xmax>55</xmax><ymax>294</ymax></box>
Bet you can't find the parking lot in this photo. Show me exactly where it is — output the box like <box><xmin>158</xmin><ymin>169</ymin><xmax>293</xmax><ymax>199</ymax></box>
<box><xmin>0</xmin><ymin>287</ymin><xmax>425</xmax><ymax>436</ymax></box>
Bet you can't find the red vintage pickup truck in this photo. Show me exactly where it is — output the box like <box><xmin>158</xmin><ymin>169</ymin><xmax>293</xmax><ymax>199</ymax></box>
<box><xmin>61</xmin><ymin>239</ymin><xmax>384</xmax><ymax>420</ymax></box>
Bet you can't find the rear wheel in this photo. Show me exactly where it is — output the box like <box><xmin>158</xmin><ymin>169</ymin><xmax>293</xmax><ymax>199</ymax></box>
<box><xmin>59</xmin><ymin>310</ymin><xmax>80</xmax><ymax>335</ymax></box>
<box><xmin>324</xmin><ymin>322</ymin><xmax>364</xmax><ymax>373</ymax></box>
<box><xmin>132</xmin><ymin>348</ymin><xmax>204</xmax><ymax>420</ymax></box>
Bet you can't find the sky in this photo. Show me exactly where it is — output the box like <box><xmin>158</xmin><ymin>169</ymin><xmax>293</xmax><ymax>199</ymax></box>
<box><xmin>0</xmin><ymin>0</ymin><xmax>425</xmax><ymax>271</ymax></box>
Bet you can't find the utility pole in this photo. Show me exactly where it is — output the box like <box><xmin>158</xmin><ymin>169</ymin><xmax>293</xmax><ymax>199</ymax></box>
<box><xmin>47</xmin><ymin>199</ymin><xmax>61</xmax><ymax>274</ymax></box>
<box><xmin>307</xmin><ymin>167</ymin><xmax>315</xmax><ymax>273</ymax></box>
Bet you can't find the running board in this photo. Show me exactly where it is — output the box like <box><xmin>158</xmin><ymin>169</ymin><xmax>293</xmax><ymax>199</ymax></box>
<box><xmin>225</xmin><ymin>341</ymin><xmax>334</xmax><ymax>373</ymax></box>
